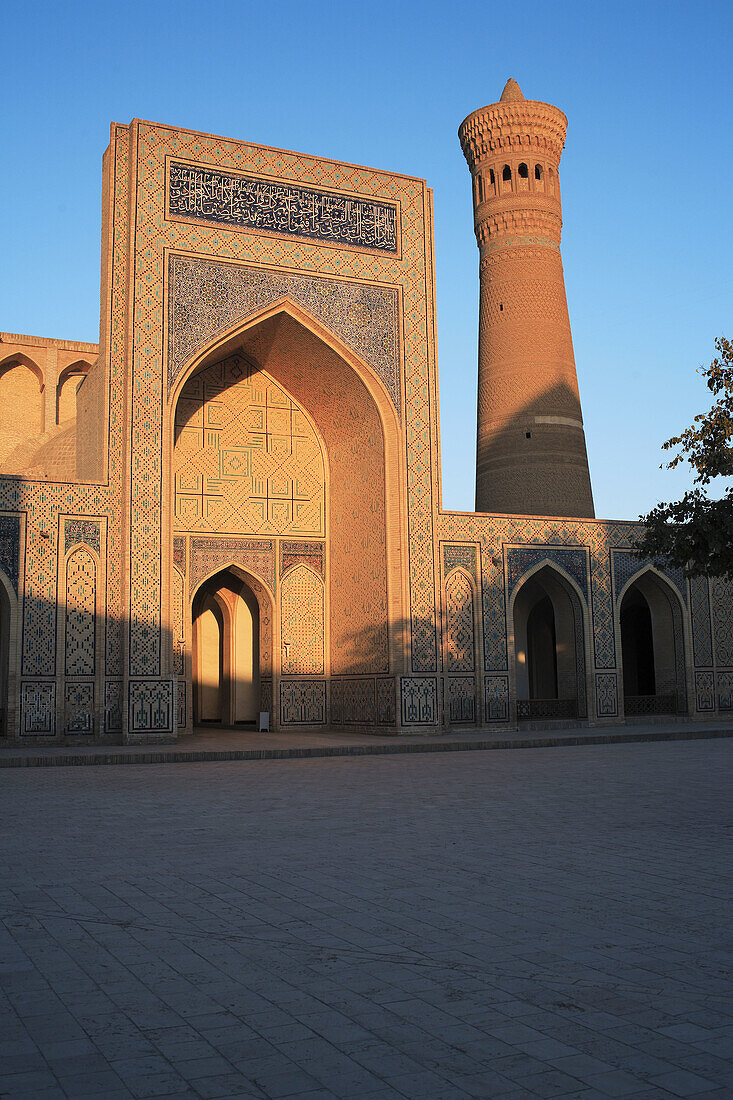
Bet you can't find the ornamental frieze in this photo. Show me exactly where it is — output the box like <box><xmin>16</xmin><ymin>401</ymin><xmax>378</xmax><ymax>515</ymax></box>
<box><xmin>167</xmin><ymin>161</ymin><xmax>399</xmax><ymax>254</ymax></box>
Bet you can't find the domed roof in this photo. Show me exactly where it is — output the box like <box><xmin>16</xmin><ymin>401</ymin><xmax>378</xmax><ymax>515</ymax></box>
<box><xmin>500</xmin><ymin>78</ymin><xmax>524</xmax><ymax>103</ymax></box>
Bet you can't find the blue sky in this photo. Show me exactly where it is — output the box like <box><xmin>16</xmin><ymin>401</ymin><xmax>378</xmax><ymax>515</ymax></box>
<box><xmin>2</xmin><ymin>0</ymin><xmax>731</xmax><ymax>519</ymax></box>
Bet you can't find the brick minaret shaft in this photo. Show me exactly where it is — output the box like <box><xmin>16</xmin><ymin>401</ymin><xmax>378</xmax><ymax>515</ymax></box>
<box><xmin>459</xmin><ymin>78</ymin><xmax>595</xmax><ymax>517</ymax></box>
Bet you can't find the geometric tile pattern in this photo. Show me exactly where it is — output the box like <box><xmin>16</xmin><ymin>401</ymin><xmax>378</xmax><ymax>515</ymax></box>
<box><xmin>280</xmin><ymin>541</ymin><xmax>324</xmax><ymax>578</ymax></box>
<box><xmin>280</xmin><ymin>679</ymin><xmax>326</xmax><ymax>725</ymax></box>
<box><xmin>612</xmin><ymin>549</ymin><xmax>687</xmax><ymax>607</ymax></box>
<box><xmin>174</xmin><ymin>354</ymin><xmax>325</xmax><ymax>537</ymax></box>
<box><xmin>64</xmin><ymin>681</ymin><xmax>94</xmax><ymax>734</ymax></box>
<box><xmin>508</xmin><ymin>545</ymin><xmax>588</xmax><ymax>602</ymax></box>
<box><xmin>376</xmin><ymin>677</ymin><xmax>397</xmax><ymax>725</ymax></box>
<box><xmin>689</xmin><ymin>575</ymin><xmax>713</xmax><ymax>667</ymax></box>
<box><xmin>281</xmin><ymin>565</ymin><xmax>324</xmax><ymax>675</ymax></box>
<box><xmin>694</xmin><ymin>670</ymin><xmax>715</xmax><ymax>712</ymax></box>
<box><xmin>189</xmin><ymin>537</ymin><xmax>275</xmax><ymax>596</ymax></box>
<box><xmin>400</xmin><ymin>676</ymin><xmax>438</xmax><ymax>725</ymax></box>
<box><xmin>711</xmin><ymin>577</ymin><xmax>733</xmax><ymax>667</ymax></box>
<box><xmin>129</xmin><ymin>680</ymin><xmax>173</xmax><ymax>734</ymax></box>
<box><xmin>445</xmin><ymin>570</ymin><xmax>475</xmax><ymax>672</ymax></box>
<box><xmin>64</xmin><ymin>548</ymin><xmax>96</xmax><ymax>677</ymax></box>
<box><xmin>718</xmin><ymin>671</ymin><xmax>733</xmax><ymax>711</ymax></box>
<box><xmin>331</xmin><ymin>678</ymin><xmax>375</xmax><ymax>726</ymax></box>
<box><xmin>484</xmin><ymin>674</ymin><xmax>509</xmax><ymax>721</ymax></box>
<box><xmin>447</xmin><ymin>675</ymin><xmax>476</xmax><ymax>723</ymax></box>
<box><xmin>443</xmin><ymin>543</ymin><xmax>477</xmax><ymax>580</ymax></box>
<box><xmin>64</xmin><ymin>518</ymin><xmax>100</xmax><ymax>555</ymax></box>
<box><xmin>21</xmin><ymin>681</ymin><xmax>55</xmax><ymax>736</ymax></box>
<box><xmin>595</xmin><ymin>672</ymin><xmax>618</xmax><ymax>718</ymax></box>
<box><xmin>168</xmin><ymin>256</ymin><xmax>401</xmax><ymax>411</ymax></box>
<box><xmin>104</xmin><ymin>680</ymin><xmax>123</xmax><ymax>735</ymax></box>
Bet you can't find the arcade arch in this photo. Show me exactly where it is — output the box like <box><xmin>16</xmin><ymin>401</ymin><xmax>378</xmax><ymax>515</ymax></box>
<box><xmin>512</xmin><ymin>563</ymin><xmax>588</xmax><ymax>720</ymax></box>
<box><xmin>619</xmin><ymin>569</ymin><xmax>687</xmax><ymax>716</ymax></box>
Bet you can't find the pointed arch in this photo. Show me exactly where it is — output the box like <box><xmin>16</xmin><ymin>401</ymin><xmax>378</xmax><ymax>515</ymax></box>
<box><xmin>616</xmin><ymin>565</ymin><xmax>689</xmax><ymax>716</ymax></box>
<box><xmin>0</xmin><ymin>354</ymin><xmax>45</xmax><ymax>463</ymax></box>
<box><xmin>191</xmin><ymin>564</ymin><xmax>274</xmax><ymax>726</ymax></box>
<box><xmin>165</xmin><ymin>299</ymin><xmax>407</xmax><ymax>688</ymax></box>
<box><xmin>57</xmin><ymin>360</ymin><xmax>91</xmax><ymax>424</ymax></box>
<box><xmin>509</xmin><ymin>559</ymin><xmax>591</xmax><ymax>720</ymax></box>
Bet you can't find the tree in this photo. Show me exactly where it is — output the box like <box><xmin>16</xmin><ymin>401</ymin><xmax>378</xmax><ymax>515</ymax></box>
<box><xmin>635</xmin><ymin>336</ymin><xmax>733</xmax><ymax>579</ymax></box>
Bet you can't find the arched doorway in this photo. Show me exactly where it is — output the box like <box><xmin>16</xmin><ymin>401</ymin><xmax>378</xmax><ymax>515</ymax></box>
<box><xmin>513</xmin><ymin>565</ymin><xmax>587</xmax><ymax>720</ymax></box>
<box><xmin>192</xmin><ymin>569</ymin><xmax>261</xmax><ymax>725</ymax></box>
<box><xmin>620</xmin><ymin>571</ymin><xmax>687</xmax><ymax>716</ymax></box>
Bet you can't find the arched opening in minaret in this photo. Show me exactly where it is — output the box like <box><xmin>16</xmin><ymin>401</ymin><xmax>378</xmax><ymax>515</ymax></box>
<box><xmin>502</xmin><ymin>164</ymin><xmax>512</xmax><ymax>181</ymax></box>
<box><xmin>192</xmin><ymin>569</ymin><xmax>261</xmax><ymax>726</ymax></box>
<box><xmin>620</xmin><ymin>571</ymin><xmax>687</xmax><ymax>717</ymax></box>
<box><xmin>513</xmin><ymin>565</ymin><xmax>587</xmax><ymax>721</ymax></box>
<box><xmin>534</xmin><ymin>163</ymin><xmax>543</xmax><ymax>180</ymax></box>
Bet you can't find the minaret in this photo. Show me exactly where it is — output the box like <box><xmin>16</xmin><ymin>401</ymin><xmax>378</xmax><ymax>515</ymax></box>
<box><xmin>459</xmin><ymin>78</ymin><xmax>594</xmax><ymax>517</ymax></box>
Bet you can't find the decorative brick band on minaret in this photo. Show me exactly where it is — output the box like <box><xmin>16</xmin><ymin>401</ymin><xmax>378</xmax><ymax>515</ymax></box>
<box><xmin>459</xmin><ymin>78</ymin><xmax>595</xmax><ymax>518</ymax></box>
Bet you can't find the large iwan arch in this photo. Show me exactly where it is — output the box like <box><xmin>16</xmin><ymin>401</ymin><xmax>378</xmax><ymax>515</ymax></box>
<box><xmin>166</xmin><ymin>302</ymin><xmax>408</xmax><ymax>732</ymax></box>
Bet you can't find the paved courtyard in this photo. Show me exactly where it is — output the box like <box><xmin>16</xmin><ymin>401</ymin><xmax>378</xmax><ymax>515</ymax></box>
<box><xmin>0</xmin><ymin>741</ymin><xmax>731</xmax><ymax>1099</ymax></box>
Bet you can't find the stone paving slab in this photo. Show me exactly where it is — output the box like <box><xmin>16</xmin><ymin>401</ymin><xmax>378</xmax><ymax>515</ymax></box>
<box><xmin>0</xmin><ymin>739</ymin><xmax>732</xmax><ymax>1097</ymax></box>
<box><xmin>0</xmin><ymin>720</ymin><xmax>732</xmax><ymax>768</ymax></box>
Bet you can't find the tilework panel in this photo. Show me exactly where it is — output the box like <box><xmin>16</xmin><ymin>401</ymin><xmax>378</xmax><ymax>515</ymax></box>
<box><xmin>445</xmin><ymin>570</ymin><xmax>475</xmax><ymax>672</ymax></box>
<box><xmin>718</xmin><ymin>671</ymin><xmax>733</xmax><ymax>711</ymax></box>
<box><xmin>447</xmin><ymin>675</ymin><xmax>476</xmax><ymax>723</ymax></box>
<box><xmin>260</xmin><ymin>677</ymin><xmax>273</xmax><ymax>718</ymax></box>
<box><xmin>694</xmin><ymin>671</ymin><xmax>715</xmax><ymax>712</ymax></box>
<box><xmin>172</xmin><ymin>565</ymin><xmax>185</xmax><ymax>676</ymax></box>
<box><xmin>64</xmin><ymin>682</ymin><xmax>94</xmax><ymax>734</ymax></box>
<box><xmin>64</xmin><ymin>548</ymin><xmax>96</xmax><ymax>677</ymax></box>
<box><xmin>168</xmin><ymin>256</ymin><xmax>401</xmax><ymax>412</ymax></box>
<box><xmin>173</xmin><ymin>537</ymin><xmax>186</xmax><ymax>572</ymax></box>
<box><xmin>376</xmin><ymin>677</ymin><xmax>396</xmax><ymax>725</ymax></box>
<box><xmin>711</xmin><ymin>578</ymin><xmax>733</xmax><ymax>667</ymax></box>
<box><xmin>280</xmin><ymin>540</ymin><xmax>324</xmax><ymax>578</ymax></box>
<box><xmin>280</xmin><ymin>679</ymin><xmax>326</xmax><ymax>725</ymax></box>
<box><xmin>281</xmin><ymin>566</ymin><xmax>324</xmax><ymax>675</ymax></box>
<box><xmin>484</xmin><ymin>674</ymin><xmax>509</xmax><ymax>721</ymax></box>
<box><xmin>612</xmin><ymin>549</ymin><xmax>687</xmax><ymax>606</ymax></box>
<box><xmin>507</xmin><ymin>545</ymin><xmax>588</xmax><ymax>602</ymax></box>
<box><xmin>437</xmin><ymin>514</ymin><xmax>651</xmax><ymax>672</ymax></box>
<box><xmin>177</xmin><ymin>681</ymin><xmax>186</xmax><ymax>729</ymax></box>
<box><xmin>443</xmin><ymin>543</ymin><xmax>477</xmax><ymax>581</ymax></box>
<box><xmin>104</xmin><ymin>680</ymin><xmax>123</xmax><ymax>735</ymax></box>
<box><xmin>689</xmin><ymin>576</ymin><xmax>713</xmax><ymax>667</ymax></box>
<box><xmin>129</xmin><ymin>680</ymin><xmax>174</xmax><ymax>734</ymax></box>
<box><xmin>0</xmin><ymin>514</ymin><xmax>21</xmax><ymax>592</ymax></box>
<box><xmin>168</xmin><ymin>162</ymin><xmax>399</xmax><ymax>254</ymax></box>
<box><xmin>21</xmin><ymin>681</ymin><xmax>55</xmax><ymax>737</ymax></box>
<box><xmin>64</xmin><ymin>519</ymin><xmax>100</xmax><ymax>555</ymax></box>
<box><xmin>174</xmin><ymin>354</ymin><xmax>325</xmax><ymax>537</ymax></box>
<box><xmin>189</xmin><ymin>537</ymin><xmax>275</xmax><ymax>595</ymax></box>
<box><xmin>331</xmin><ymin>678</ymin><xmax>375</xmax><ymax>726</ymax></box>
<box><xmin>400</xmin><ymin>676</ymin><xmax>438</xmax><ymax>725</ymax></box>
<box><xmin>595</xmin><ymin>672</ymin><xmax>618</xmax><ymax>718</ymax></box>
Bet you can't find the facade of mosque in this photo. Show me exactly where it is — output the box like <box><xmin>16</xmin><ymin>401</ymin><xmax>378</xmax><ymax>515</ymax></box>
<box><xmin>0</xmin><ymin>80</ymin><xmax>730</xmax><ymax>743</ymax></box>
